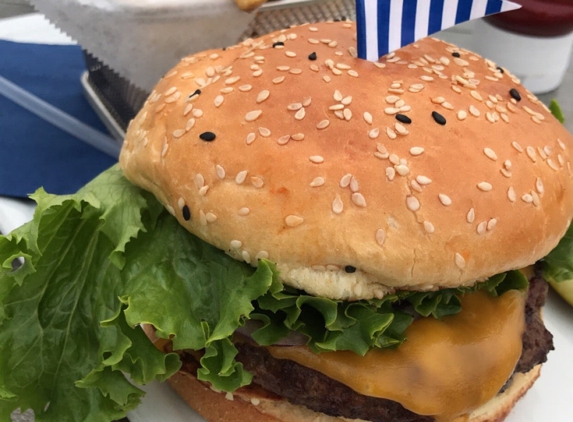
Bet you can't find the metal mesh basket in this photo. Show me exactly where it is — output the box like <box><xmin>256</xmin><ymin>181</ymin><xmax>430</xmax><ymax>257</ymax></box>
<box><xmin>83</xmin><ymin>0</ymin><xmax>355</xmax><ymax>140</ymax></box>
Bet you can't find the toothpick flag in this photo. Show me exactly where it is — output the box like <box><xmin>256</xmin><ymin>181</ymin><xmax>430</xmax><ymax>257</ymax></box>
<box><xmin>356</xmin><ymin>0</ymin><xmax>521</xmax><ymax>61</ymax></box>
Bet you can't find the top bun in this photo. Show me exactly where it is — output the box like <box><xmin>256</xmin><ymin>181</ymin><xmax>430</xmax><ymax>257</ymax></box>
<box><xmin>120</xmin><ymin>21</ymin><xmax>573</xmax><ymax>300</ymax></box>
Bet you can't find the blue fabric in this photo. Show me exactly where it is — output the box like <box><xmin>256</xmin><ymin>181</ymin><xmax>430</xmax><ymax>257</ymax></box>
<box><xmin>0</xmin><ymin>40</ymin><xmax>116</xmax><ymax>198</ymax></box>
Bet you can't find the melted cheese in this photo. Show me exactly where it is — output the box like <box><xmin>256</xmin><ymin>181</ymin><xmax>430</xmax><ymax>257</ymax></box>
<box><xmin>267</xmin><ymin>290</ymin><xmax>526</xmax><ymax>422</ymax></box>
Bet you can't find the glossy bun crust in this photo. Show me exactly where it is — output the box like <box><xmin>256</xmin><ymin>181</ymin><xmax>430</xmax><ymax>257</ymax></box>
<box><xmin>120</xmin><ymin>21</ymin><xmax>573</xmax><ymax>300</ymax></box>
<box><xmin>166</xmin><ymin>365</ymin><xmax>541</xmax><ymax>422</ymax></box>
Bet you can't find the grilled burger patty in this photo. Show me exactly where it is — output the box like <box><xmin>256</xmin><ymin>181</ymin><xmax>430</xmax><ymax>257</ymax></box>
<box><xmin>179</xmin><ymin>275</ymin><xmax>553</xmax><ymax>422</ymax></box>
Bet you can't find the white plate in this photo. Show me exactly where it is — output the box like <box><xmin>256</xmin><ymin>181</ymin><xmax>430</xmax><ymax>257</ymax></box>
<box><xmin>0</xmin><ymin>196</ymin><xmax>571</xmax><ymax>422</ymax></box>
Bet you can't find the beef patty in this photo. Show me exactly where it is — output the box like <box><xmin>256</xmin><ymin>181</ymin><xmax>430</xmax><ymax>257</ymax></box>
<box><xmin>180</xmin><ymin>274</ymin><xmax>554</xmax><ymax>422</ymax></box>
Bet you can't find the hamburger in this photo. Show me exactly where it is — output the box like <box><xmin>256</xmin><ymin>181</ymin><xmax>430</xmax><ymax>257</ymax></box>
<box><xmin>1</xmin><ymin>20</ymin><xmax>573</xmax><ymax>422</ymax></box>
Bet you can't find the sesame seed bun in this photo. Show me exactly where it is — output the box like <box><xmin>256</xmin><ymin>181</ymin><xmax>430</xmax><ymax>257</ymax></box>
<box><xmin>119</xmin><ymin>21</ymin><xmax>573</xmax><ymax>300</ymax></box>
<box><xmin>165</xmin><ymin>363</ymin><xmax>541</xmax><ymax>422</ymax></box>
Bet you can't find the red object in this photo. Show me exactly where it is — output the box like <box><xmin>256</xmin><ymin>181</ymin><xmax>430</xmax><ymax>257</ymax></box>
<box><xmin>486</xmin><ymin>0</ymin><xmax>573</xmax><ymax>37</ymax></box>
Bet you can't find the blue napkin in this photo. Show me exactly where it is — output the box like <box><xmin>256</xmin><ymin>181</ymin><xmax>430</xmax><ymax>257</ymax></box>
<box><xmin>0</xmin><ymin>40</ymin><xmax>117</xmax><ymax>198</ymax></box>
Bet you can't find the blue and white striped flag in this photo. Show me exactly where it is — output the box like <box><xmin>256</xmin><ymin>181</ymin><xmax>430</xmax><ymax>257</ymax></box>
<box><xmin>356</xmin><ymin>0</ymin><xmax>521</xmax><ymax>61</ymax></box>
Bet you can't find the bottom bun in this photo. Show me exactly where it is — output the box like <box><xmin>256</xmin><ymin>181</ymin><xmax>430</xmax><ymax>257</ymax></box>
<box><xmin>166</xmin><ymin>365</ymin><xmax>542</xmax><ymax>422</ymax></box>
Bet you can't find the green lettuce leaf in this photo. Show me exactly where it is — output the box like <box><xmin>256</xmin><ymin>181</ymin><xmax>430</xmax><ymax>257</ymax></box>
<box><xmin>543</xmin><ymin>222</ymin><xmax>573</xmax><ymax>282</ymax></box>
<box><xmin>549</xmin><ymin>99</ymin><xmax>565</xmax><ymax>124</ymax></box>
<box><xmin>0</xmin><ymin>165</ymin><xmax>530</xmax><ymax>421</ymax></box>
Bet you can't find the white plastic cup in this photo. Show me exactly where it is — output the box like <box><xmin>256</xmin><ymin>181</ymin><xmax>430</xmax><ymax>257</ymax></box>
<box><xmin>471</xmin><ymin>19</ymin><xmax>573</xmax><ymax>94</ymax></box>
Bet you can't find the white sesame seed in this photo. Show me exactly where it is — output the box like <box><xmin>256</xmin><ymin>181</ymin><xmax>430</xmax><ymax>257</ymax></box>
<box><xmin>484</xmin><ymin>148</ymin><xmax>497</xmax><ymax>161</ymax></box>
<box><xmin>225</xmin><ymin>76</ymin><xmax>240</xmax><ymax>85</ymax></box>
<box><xmin>332</xmin><ymin>195</ymin><xmax>344</xmax><ymax>214</ymax></box>
<box><xmin>309</xmin><ymin>155</ymin><xmax>324</xmax><ymax>164</ymax></box>
<box><xmin>508</xmin><ymin>187</ymin><xmax>516</xmax><ymax>202</ymax></box>
<box><xmin>352</xmin><ymin>193</ymin><xmax>367</xmax><ymax>207</ymax></box>
<box><xmin>394</xmin><ymin>123</ymin><xmax>408</xmax><ymax>135</ymax></box>
<box><xmin>526</xmin><ymin>147</ymin><xmax>537</xmax><ymax>162</ymax></box>
<box><xmin>172</xmin><ymin>129</ymin><xmax>186</xmax><ymax>138</ymax></box>
<box><xmin>285</xmin><ymin>51</ymin><xmax>297</xmax><ymax>58</ymax></box>
<box><xmin>256</xmin><ymin>250</ymin><xmax>269</xmax><ymax>261</ymax></box>
<box><xmin>455</xmin><ymin>253</ymin><xmax>466</xmax><ymax>269</ymax></box>
<box><xmin>368</xmin><ymin>128</ymin><xmax>380</xmax><ymax>139</ymax></box>
<box><xmin>512</xmin><ymin>141</ymin><xmax>524</xmax><ymax>153</ymax></box>
<box><xmin>230</xmin><ymin>240</ymin><xmax>242</xmax><ymax>249</ymax></box>
<box><xmin>238</xmin><ymin>84</ymin><xmax>252</xmax><ymax>92</ymax></box>
<box><xmin>214</xmin><ymin>95</ymin><xmax>225</xmax><ymax>107</ymax></box>
<box><xmin>341</xmin><ymin>95</ymin><xmax>353</xmax><ymax>105</ymax></box>
<box><xmin>246</xmin><ymin>132</ymin><xmax>256</xmax><ymax>145</ymax></box>
<box><xmin>547</xmin><ymin>159</ymin><xmax>559</xmax><ymax>171</ymax></box>
<box><xmin>292</xmin><ymin>133</ymin><xmax>305</xmax><ymax>141</ymax></box>
<box><xmin>438</xmin><ymin>194</ymin><xmax>452</xmax><ymax>206</ymax></box>
<box><xmin>253</xmin><ymin>69</ymin><xmax>263</xmax><ymax>77</ymax></box>
<box><xmin>273</xmin><ymin>76</ymin><xmax>285</xmax><ymax>84</ymax></box>
<box><xmin>317</xmin><ymin>120</ymin><xmax>330</xmax><ymax>130</ymax></box>
<box><xmin>558</xmin><ymin>138</ymin><xmax>566</xmax><ymax>150</ymax></box>
<box><xmin>363</xmin><ymin>112</ymin><xmax>373</xmax><ymax>125</ymax></box>
<box><xmin>184</xmin><ymin>118</ymin><xmax>196</xmax><ymax>132</ymax></box>
<box><xmin>350</xmin><ymin>177</ymin><xmax>360</xmax><ymax>192</ymax></box>
<box><xmin>340</xmin><ymin>174</ymin><xmax>352</xmax><ymax>188</ymax></box>
<box><xmin>235</xmin><ymin>170</ymin><xmax>248</xmax><ymax>184</ymax></box>
<box><xmin>183</xmin><ymin>103</ymin><xmax>194</xmax><ymax>116</ymax></box>
<box><xmin>276</xmin><ymin>65</ymin><xmax>290</xmax><ymax>72</ymax></box>
<box><xmin>216</xmin><ymin>165</ymin><xmax>226</xmax><ymax>179</ymax></box>
<box><xmin>531</xmin><ymin>191</ymin><xmax>540</xmax><ymax>207</ymax></box>
<box><xmin>423</xmin><ymin>221</ymin><xmax>435</xmax><ymax>234</ymax></box>
<box><xmin>375</xmin><ymin>229</ymin><xmax>386</xmax><ymax>246</ymax></box>
<box><xmin>238</xmin><ymin>207</ymin><xmax>250</xmax><ymax>216</ymax></box>
<box><xmin>477</xmin><ymin>182</ymin><xmax>493</xmax><ymax>192</ymax></box>
<box><xmin>389</xmin><ymin>154</ymin><xmax>400</xmax><ymax>165</ymax></box>
<box><xmin>386</xmin><ymin>127</ymin><xmax>397</xmax><ymax>140</ymax></box>
<box><xmin>274</xmin><ymin>134</ymin><xmax>290</xmax><ymax>145</ymax></box>
<box><xmin>469</xmin><ymin>105</ymin><xmax>480</xmax><ymax>117</ymax></box>
<box><xmin>310</xmin><ymin>177</ymin><xmax>325</xmax><ymax>187</ymax></box>
<box><xmin>477</xmin><ymin>221</ymin><xmax>487</xmax><ymax>234</ymax></box>
<box><xmin>333</xmin><ymin>90</ymin><xmax>343</xmax><ymax>101</ymax></box>
<box><xmin>245</xmin><ymin>110</ymin><xmax>263</xmax><ymax>122</ymax></box>
<box><xmin>416</xmin><ymin>175</ymin><xmax>432</xmax><ymax>185</ymax></box>
<box><xmin>206</xmin><ymin>212</ymin><xmax>217</xmax><ymax>223</ymax></box>
<box><xmin>192</xmin><ymin>108</ymin><xmax>203</xmax><ymax>118</ymax></box>
<box><xmin>395</xmin><ymin>164</ymin><xmax>410</xmax><ymax>176</ymax></box>
<box><xmin>194</xmin><ymin>173</ymin><xmax>205</xmax><ymax>189</ymax></box>
<box><xmin>288</xmin><ymin>103</ymin><xmax>303</xmax><ymax>111</ymax></box>
<box><xmin>385</xmin><ymin>95</ymin><xmax>400</xmax><ymax>104</ymax></box>
<box><xmin>487</xmin><ymin>218</ymin><xmax>497</xmax><ymax>231</ymax></box>
<box><xmin>285</xmin><ymin>215</ymin><xmax>304</xmax><ymax>227</ymax></box>
<box><xmin>467</xmin><ymin>208</ymin><xmax>475</xmax><ymax>223</ymax></box>
<box><xmin>457</xmin><ymin>110</ymin><xmax>467</xmax><ymax>120</ymax></box>
<box><xmin>386</xmin><ymin>167</ymin><xmax>396</xmax><ymax>181</ymax></box>
<box><xmin>220</xmin><ymin>87</ymin><xmax>234</xmax><ymax>94</ymax></box>
<box><xmin>251</xmin><ymin>176</ymin><xmax>264</xmax><ymax>188</ymax></box>
<box><xmin>295</xmin><ymin>107</ymin><xmax>306</xmax><ymax>120</ymax></box>
<box><xmin>536</xmin><ymin>178</ymin><xmax>544</xmax><ymax>194</ymax></box>
<box><xmin>329</xmin><ymin>104</ymin><xmax>345</xmax><ymax>111</ymax></box>
<box><xmin>343</xmin><ymin>108</ymin><xmax>352</xmax><ymax>121</ymax></box>
<box><xmin>522</xmin><ymin>193</ymin><xmax>533</xmax><ymax>203</ymax></box>
<box><xmin>256</xmin><ymin>90</ymin><xmax>270</xmax><ymax>103</ymax></box>
<box><xmin>406</xmin><ymin>195</ymin><xmax>420</xmax><ymax>212</ymax></box>
<box><xmin>384</xmin><ymin>107</ymin><xmax>400</xmax><ymax>115</ymax></box>
<box><xmin>258</xmin><ymin>127</ymin><xmax>271</xmax><ymax>137</ymax></box>
<box><xmin>409</xmin><ymin>147</ymin><xmax>424</xmax><ymax>156</ymax></box>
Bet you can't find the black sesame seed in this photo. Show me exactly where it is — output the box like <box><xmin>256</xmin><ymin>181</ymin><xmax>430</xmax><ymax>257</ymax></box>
<box><xmin>452</xmin><ymin>52</ymin><xmax>461</xmax><ymax>58</ymax></box>
<box><xmin>497</xmin><ymin>66</ymin><xmax>505</xmax><ymax>74</ymax></box>
<box><xmin>200</xmin><ymin>131</ymin><xmax>216</xmax><ymax>142</ymax></box>
<box><xmin>509</xmin><ymin>88</ymin><xmax>522</xmax><ymax>102</ymax></box>
<box><xmin>189</xmin><ymin>89</ymin><xmax>201</xmax><ymax>99</ymax></box>
<box><xmin>432</xmin><ymin>111</ymin><xmax>447</xmax><ymax>125</ymax></box>
<box><xmin>396</xmin><ymin>114</ymin><xmax>412</xmax><ymax>124</ymax></box>
<box><xmin>182</xmin><ymin>205</ymin><xmax>191</xmax><ymax>221</ymax></box>
<box><xmin>308</xmin><ymin>52</ymin><xmax>317</xmax><ymax>61</ymax></box>
<box><xmin>272</xmin><ymin>41</ymin><xmax>285</xmax><ymax>48</ymax></box>
<box><xmin>344</xmin><ymin>265</ymin><xmax>356</xmax><ymax>273</ymax></box>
